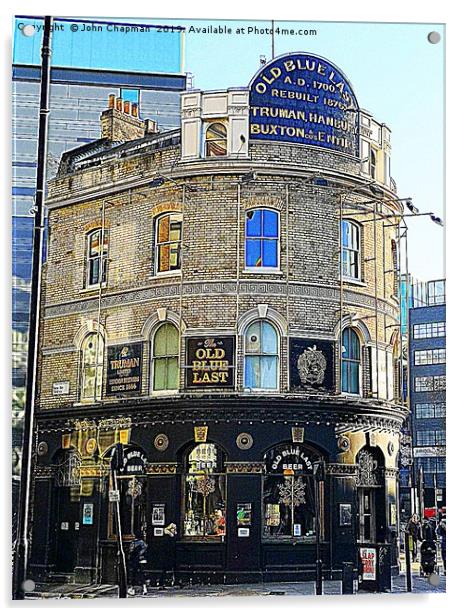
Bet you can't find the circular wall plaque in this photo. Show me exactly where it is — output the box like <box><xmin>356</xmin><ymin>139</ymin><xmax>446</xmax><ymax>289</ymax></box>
<box><xmin>387</xmin><ymin>441</ymin><xmax>395</xmax><ymax>456</ymax></box>
<box><xmin>86</xmin><ymin>438</ymin><xmax>97</xmax><ymax>455</ymax></box>
<box><xmin>236</xmin><ymin>432</ymin><xmax>253</xmax><ymax>450</ymax></box>
<box><xmin>154</xmin><ymin>433</ymin><xmax>169</xmax><ymax>452</ymax></box>
<box><xmin>37</xmin><ymin>441</ymin><xmax>48</xmax><ymax>456</ymax></box>
<box><xmin>337</xmin><ymin>436</ymin><xmax>350</xmax><ymax>452</ymax></box>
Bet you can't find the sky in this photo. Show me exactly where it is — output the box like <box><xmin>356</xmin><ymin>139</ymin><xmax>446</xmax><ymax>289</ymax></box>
<box><xmin>171</xmin><ymin>18</ymin><xmax>446</xmax><ymax>283</ymax></box>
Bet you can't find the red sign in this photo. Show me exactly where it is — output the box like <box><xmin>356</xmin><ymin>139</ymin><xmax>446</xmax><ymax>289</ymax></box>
<box><xmin>360</xmin><ymin>547</ymin><xmax>377</xmax><ymax>580</ymax></box>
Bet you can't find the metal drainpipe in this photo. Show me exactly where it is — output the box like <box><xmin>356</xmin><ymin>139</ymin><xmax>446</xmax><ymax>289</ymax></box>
<box><xmin>13</xmin><ymin>15</ymin><xmax>53</xmax><ymax>600</ymax></box>
<box><xmin>286</xmin><ymin>183</ymin><xmax>290</xmax><ymax>391</ymax></box>
<box><xmin>373</xmin><ymin>203</ymin><xmax>380</xmax><ymax>399</ymax></box>
<box><xmin>339</xmin><ymin>194</ymin><xmax>344</xmax><ymax>393</ymax></box>
<box><xmin>92</xmin><ymin>197</ymin><xmax>106</xmax><ymax>403</ymax></box>
<box><xmin>235</xmin><ymin>182</ymin><xmax>241</xmax><ymax>390</ymax></box>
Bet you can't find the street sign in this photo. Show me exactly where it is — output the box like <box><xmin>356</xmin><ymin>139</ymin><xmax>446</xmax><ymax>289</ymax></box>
<box><xmin>109</xmin><ymin>490</ymin><xmax>120</xmax><ymax>502</ymax></box>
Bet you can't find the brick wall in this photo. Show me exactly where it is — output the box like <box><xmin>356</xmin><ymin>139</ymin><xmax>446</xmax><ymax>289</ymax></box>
<box><xmin>39</xmin><ymin>139</ymin><xmax>401</xmax><ymax>410</ymax></box>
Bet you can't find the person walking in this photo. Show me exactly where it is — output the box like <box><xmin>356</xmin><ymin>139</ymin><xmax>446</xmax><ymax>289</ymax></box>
<box><xmin>406</xmin><ymin>514</ymin><xmax>422</xmax><ymax>562</ymax></box>
<box><xmin>436</xmin><ymin>518</ymin><xmax>446</xmax><ymax>574</ymax></box>
<box><xmin>127</xmin><ymin>532</ymin><xmax>148</xmax><ymax>596</ymax></box>
<box><xmin>422</xmin><ymin>517</ymin><xmax>437</xmax><ymax>542</ymax></box>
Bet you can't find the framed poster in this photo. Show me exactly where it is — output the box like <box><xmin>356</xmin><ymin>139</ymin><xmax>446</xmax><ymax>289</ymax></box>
<box><xmin>152</xmin><ymin>504</ymin><xmax>165</xmax><ymax>526</ymax></box>
<box><xmin>339</xmin><ymin>503</ymin><xmax>352</xmax><ymax>526</ymax></box>
<box><xmin>82</xmin><ymin>503</ymin><xmax>94</xmax><ymax>525</ymax></box>
<box><xmin>236</xmin><ymin>503</ymin><xmax>252</xmax><ymax>526</ymax></box>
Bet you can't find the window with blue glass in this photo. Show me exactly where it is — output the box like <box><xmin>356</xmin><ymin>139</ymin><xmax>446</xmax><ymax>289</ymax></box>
<box><xmin>341</xmin><ymin>328</ymin><xmax>361</xmax><ymax>394</ymax></box>
<box><xmin>341</xmin><ymin>220</ymin><xmax>360</xmax><ymax>280</ymax></box>
<box><xmin>244</xmin><ymin>321</ymin><xmax>279</xmax><ymax>390</ymax></box>
<box><xmin>245</xmin><ymin>209</ymin><xmax>279</xmax><ymax>269</ymax></box>
<box><xmin>120</xmin><ymin>88</ymin><xmax>140</xmax><ymax>104</ymax></box>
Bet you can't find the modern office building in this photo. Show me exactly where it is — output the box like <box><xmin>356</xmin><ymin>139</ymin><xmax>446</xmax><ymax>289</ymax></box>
<box><xmin>12</xmin><ymin>16</ymin><xmax>187</xmax><ymax>502</ymax></box>
<box><xmin>28</xmin><ymin>53</ymin><xmax>408</xmax><ymax>589</ymax></box>
<box><xmin>409</xmin><ymin>279</ymin><xmax>446</xmax><ymax>513</ymax></box>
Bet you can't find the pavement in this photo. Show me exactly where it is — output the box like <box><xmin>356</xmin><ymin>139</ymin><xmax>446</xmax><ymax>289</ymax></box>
<box><xmin>24</xmin><ymin>567</ymin><xmax>446</xmax><ymax>599</ymax></box>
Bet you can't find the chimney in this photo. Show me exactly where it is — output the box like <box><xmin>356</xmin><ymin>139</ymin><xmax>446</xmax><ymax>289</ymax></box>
<box><xmin>100</xmin><ymin>94</ymin><xmax>146</xmax><ymax>142</ymax></box>
<box><xmin>144</xmin><ymin>118</ymin><xmax>159</xmax><ymax>135</ymax></box>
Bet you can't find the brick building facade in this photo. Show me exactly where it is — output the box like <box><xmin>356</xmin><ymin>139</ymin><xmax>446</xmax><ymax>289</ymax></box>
<box><xmin>29</xmin><ymin>53</ymin><xmax>407</xmax><ymax>589</ymax></box>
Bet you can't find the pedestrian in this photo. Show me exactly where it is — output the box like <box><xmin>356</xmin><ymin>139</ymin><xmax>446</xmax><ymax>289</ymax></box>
<box><xmin>436</xmin><ymin>518</ymin><xmax>446</xmax><ymax>574</ymax></box>
<box><xmin>422</xmin><ymin>517</ymin><xmax>437</xmax><ymax>542</ymax></box>
<box><xmin>158</xmin><ymin>523</ymin><xmax>177</xmax><ymax>589</ymax></box>
<box><xmin>406</xmin><ymin>514</ymin><xmax>422</xmax><ymax>561</ymax></box>
<box><xmin>127</xmin><ymin>531</ymin><xmax>148</xmax><ymax>596</ymax></box>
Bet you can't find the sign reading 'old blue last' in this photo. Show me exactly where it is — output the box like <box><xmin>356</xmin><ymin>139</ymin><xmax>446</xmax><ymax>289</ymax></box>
<box><xmin>249</xmin><ymin>53</ymin><xmax>359</xmax><ymax>155</ymax></box>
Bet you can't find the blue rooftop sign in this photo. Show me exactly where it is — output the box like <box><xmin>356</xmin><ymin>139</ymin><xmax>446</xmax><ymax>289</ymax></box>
<box><xmin>13</xmin><ymin>16</ymin><xmax>183</xmax><ymax>75</ymax></box>
<box><xmin>249</xmin><ymin>53</ymin><xmax>359</xmax><ymax>156</ymax></box>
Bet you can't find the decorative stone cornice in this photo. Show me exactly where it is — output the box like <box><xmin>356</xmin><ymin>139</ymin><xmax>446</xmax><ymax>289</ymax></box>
<box><xmin>225</xmin><ymin>462</ymin><xmax>264</xmax><ymax>474</ymax></box>
<box><xmin>146</xmin><ymin>463</ymin><xmax>178</xmax><ymax>474</ymax></box>
<box><xmin>325</xmin><ymin>463</ymin><xmax>357</xmax><ymax>476</ymax></box>
<box><xmin>44</xmin><ymin>280</ymin><xmax>399</xmax><ymax>321</ymax></box>
<box><xmin>34</xmin><ymin>465</ymin><xmax>54</xmax><ymax>479</ymax></box>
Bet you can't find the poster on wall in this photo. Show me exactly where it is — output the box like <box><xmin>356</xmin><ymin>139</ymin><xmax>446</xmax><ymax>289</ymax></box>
<box><xmin>237</xmin><ymin>503</ymin><xmax>252</xmax><ymax>526</ymax></box>
<box><xmin>360</xmin><ymin>547</ymin><xmax>377</xmax><ymax>581</ymax></box>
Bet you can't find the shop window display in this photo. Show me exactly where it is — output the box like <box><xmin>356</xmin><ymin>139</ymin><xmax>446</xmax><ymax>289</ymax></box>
<box><xmin>262</xmin><ymin>444</ymin><xmax>322</xmax><ymax>540</ymax></box>
<box><xmin>183</xmin><ymin>443</ymin><xmax>226</xmax><ymax>539</ymax></box>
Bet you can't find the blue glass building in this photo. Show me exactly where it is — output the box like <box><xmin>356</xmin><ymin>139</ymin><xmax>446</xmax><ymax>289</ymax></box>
<box><xmin>409</xmin><ymin>279</ymin><xmax>446</xmax><ymax>513</ymax></box>
<box><xmin>12</xmin><ymin>15</ymin><xmax>186</xmax><ymax>379</ymax></box>
<box><xmin>12</xmin><ymin>15</ymin><xmax>186</xmax><ymax>506</ymax></box>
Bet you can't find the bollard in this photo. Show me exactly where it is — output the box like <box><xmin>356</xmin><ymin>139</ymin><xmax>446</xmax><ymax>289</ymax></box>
<box><xmin>315</xmin><ymin>559</ymin><xmax>323</xmax><ymax>595</ymax></box>
<box><xmin>404</xmin><ymin>531</ymin><xmax>412</xmax><ymax>592</ymax></box>
<box><xmin>342</xmin><ymin>562</ymin><xmax>355</xmax><ymax>594</ymax></box>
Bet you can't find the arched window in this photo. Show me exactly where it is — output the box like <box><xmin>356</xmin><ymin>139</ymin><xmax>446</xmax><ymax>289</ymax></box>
<box><xmin>263</xmin><ymin>444</ymin><xmax>323</xmax><ymax>540</ymax></box>
<box><xmin>244</xmin><ymin>320</ymin><xmax>279</xmax><ymax>390</ymax></box>
<box><xmin>86</xmin><ymin>228</ymin><xmax>108</xmax><ymax>287</ymax></box>
<box><xmin>341</xmin><ymin>327</ymin><xmax>361</xmax><ymax>394</ymax></box>
<box><xmin>80</xmin><ymin>332</ymin><xmax>104</xmax><ymax>401</ymax></box>
<box><xmin>341</xmin><ymin>220</ymin><xmax>360</xmax><ymax>280</ymax></box>
<box><xmin>151</xmin><ymin>323</ymin><xmax>179</xmax><ymax>392</ymax></box>
<box><xmin>183</xmin><ymin>443</ymin><xmax>226</xmax><ymax>539</ymax></box>
<box><xmin>205</xmin><ymin>122</ymin><xmax>227</xmax><ymax>157</ymax></box>
<box><xmin>370</xmin><ymin>147</ymin><xmax>377</xmax><ymax>179</ymax></box>
<box><xmin>154</xmin><ymin>213</ymin><xmax>182</xmax><ymax>274</ymax></box>
<box><xmin>245</xmin><ymin>208</ymin><xmax>279</xmax><ymax>269</ymax></box>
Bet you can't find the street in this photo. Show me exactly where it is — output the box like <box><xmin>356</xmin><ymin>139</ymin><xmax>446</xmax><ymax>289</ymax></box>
<box><xmin>25</xmin><ymin>561</ymin><xmax>446</xmax><ymax>599</ymax></box>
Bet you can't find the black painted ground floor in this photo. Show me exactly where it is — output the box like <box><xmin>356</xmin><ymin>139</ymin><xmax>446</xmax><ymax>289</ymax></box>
<box><xmin>28</xmin><ymin>398</ymin><xmax>405</xmax><ymax>590</ymax></box>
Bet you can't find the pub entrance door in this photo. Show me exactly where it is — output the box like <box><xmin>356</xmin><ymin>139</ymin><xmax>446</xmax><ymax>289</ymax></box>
<box><xmin>52</xmin><ymin>449</ymin><xmax>82</xmax><ymax>574</ymax></box>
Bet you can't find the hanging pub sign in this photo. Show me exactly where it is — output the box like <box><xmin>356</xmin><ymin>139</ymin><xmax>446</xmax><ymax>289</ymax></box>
<box><xmin>289</xmin><ymin>338</ymin><xmax>335</xmax><ymax>392</ymax></box>
<box><xmin>106</xmin><ymin>343</ymin><xmax>143</xmax><ymax>396</ymax></box>
<box><xmin>185</xmin><ymin>337</ymin><xmax>235</xmax><ymax>388</ymax></box>
<box><xmin>120</xmin><ymin>446</ymin><xmax>147</xmax><ymax>475</ymax></box>
<box><xmin>249</xmin><ymin>53</ymin><xmax>359</xmax><ymax>156</ymax></box>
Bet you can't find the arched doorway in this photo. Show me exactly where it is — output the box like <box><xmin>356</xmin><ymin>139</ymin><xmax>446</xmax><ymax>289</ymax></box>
<box><xmin>51</xmin><ymin>448</ymin><xmax>82</xmax><ymax>574</ymax></box>
<box><xmin>356</xmin><ymin>446</ymin><xmax>385</xmax><ymax>543</ymax></box>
